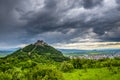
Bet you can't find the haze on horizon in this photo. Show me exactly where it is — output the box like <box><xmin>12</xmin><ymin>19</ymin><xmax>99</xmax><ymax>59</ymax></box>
<box><xmin>0</xmin><ymin>0</ymin><xmax>120</xmax><ymax>50</ymax></box>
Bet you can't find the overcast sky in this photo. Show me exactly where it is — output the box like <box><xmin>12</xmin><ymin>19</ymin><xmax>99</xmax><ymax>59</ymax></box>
<box><xmin>0</xmin><ymin>0</ymin><xmax>120</xmax><ymax>49</ymax></box>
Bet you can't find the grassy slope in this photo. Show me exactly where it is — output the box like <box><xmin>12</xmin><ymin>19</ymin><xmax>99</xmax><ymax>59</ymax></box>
<box><xmin>63</xmin><ymin>68</ymin><xmax>120</xmax><ymax>80</ymax></box>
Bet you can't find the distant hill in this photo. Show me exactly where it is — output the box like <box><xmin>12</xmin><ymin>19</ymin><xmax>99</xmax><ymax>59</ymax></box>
<box><xmin>5</xmin><ymin>40</ymin><xmax>68</xmax><ymax>62</ymax></box>
<box><xmin>0</xmin><ymin>51</ymin><xmax>13</xmax><ymax>57</ymax></box>
<box><xmin>59</xmin><ymin>48</ymin><xmax>120</xmax><ymax>56</ymax></box>
<box><xmin>59</xmin><ymin>49</ymin><xmax>88</xmax><ymax>53</ymax></box>
<box><xmin>0</xmin><ymin>48</ymin><xmax>19</xmax><ymax>57</ymax></box>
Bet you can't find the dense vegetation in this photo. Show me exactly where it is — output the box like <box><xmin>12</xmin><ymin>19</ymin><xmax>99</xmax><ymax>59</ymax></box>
<box><xmin>5</xmin><ymin>44</ymin><xmax>68</xmax><ymax>62</ymax></box>
<box><xmin>0</xmin><ymin>42</ymin><xmax>120</xmax><ymax>80</ymax></box>
<box><xmin>0</xmin><ymin>56</ymin><xmax>120</xmax><ymax>80</ymax></box>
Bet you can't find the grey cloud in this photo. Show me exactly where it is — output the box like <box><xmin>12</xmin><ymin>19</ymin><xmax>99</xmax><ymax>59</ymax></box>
<box><xmin>83</xmin><ymin>0</ymin><xmax>103</xmax><ymax>9</ymax></box>
<box><xmin>0</xmin><ymin>0</ymin><xmax>120</xmax><ymax>47</ymax></box>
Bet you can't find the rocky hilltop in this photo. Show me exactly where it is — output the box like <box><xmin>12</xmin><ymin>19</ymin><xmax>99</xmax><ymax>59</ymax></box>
<box><xmin>34</xmin><ymin>40</ymin><xmax>48</xmax><ymax>46</ymax></box>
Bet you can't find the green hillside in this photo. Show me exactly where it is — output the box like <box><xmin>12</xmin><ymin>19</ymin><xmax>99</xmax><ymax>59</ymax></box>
<box><xmin>0</xmin><ymin>40</ymin><xmax>120</xmax><ymax>80</ymax></box>
<box><xmin>5</xmin><ymin>40</ymin><xmax>68</xmax><ymax>62</ymax></box>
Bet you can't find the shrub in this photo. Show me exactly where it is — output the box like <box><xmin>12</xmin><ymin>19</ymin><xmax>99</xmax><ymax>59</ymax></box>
<box><xmin>60</xmin><ymin>61</ymin><xmax>74</xmax><ymax>72</ymax></box>
<box><xmin>0</xmin><ymin>72</ymin><xmax>12</xmax><ymax>80</ymax></box>
<box><xmin>26</xmin><ymin>65</ymin><xmax>63</xmax><ymax>80</ymax></box>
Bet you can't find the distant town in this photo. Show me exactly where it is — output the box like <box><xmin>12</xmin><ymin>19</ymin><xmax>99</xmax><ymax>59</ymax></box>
<box><xmin>69</xmin><ymin>52</ymin><xmax>120</xmax><ymax>60</ymax></box>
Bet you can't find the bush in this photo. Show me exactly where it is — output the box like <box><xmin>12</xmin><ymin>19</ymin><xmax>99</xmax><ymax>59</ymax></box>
<box><xmin>60</xmin><ymin>61</ymin><xmax>74</xmax><ymax>72</ymax></box>
<box><xmin>0</xmin><ymin>72</ymin><xmax>12</xmax><ymax>80</ymax></box>
<box><xmin>26</xmin><ymin>65</ymin><xmax>63</xmax><ymax>80</ymax></box>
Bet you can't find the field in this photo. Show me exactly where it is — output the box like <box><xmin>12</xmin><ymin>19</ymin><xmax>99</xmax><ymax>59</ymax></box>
<box><xmin>63</xmin><ymin>68</ymin><xmax>120</xmax><ymax>80</ymax></box>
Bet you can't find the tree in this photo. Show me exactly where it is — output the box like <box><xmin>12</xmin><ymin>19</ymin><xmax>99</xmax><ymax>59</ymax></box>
<box><xmin>60</xmin><ymin>61</ymin><xmax>74</xmax><ymax>72</ymax></box>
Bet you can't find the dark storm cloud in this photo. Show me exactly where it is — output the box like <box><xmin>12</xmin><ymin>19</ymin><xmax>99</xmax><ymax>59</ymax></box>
<box><xmin>0</xmin><ymin>0</ymin><xmax>120</xmax><ymax>47</ymax></box>
<box><xmin>83</xmin><ymin>0</ymin><xmax>103</xmax><ymax>9</ymax></box>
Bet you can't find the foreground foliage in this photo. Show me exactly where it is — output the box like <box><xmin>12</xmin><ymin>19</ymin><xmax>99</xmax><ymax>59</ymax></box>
<box><xmin>0</xmin><ymin>57</ymin><xmax>120</xmax><ymax>80</ymax></box>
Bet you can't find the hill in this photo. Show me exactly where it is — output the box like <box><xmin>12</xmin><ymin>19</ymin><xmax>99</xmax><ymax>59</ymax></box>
<box><xmin>59</xmin><ymin>48</ymin><xmax>120</xmax><ymax>56</ymax></box>
<box><xmin>0</xmin><ymin>48</ymin><xmax>19</xmax><ymax>57</ymax></box>
<box><xmin>0</xmin><ymin>51</ymin><xmax>13</xmax><ymax>57</ymax></box>
<box><xmin>5</xmin><ymin>40</ymin><xmax>68</xmax><ymax>62</ymax></box>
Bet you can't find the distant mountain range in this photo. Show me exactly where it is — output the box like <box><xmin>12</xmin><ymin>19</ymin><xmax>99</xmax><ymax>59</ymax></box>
<box><xmin>0</xmin><ymin>48</ymin><xmax>19</xmax><ymax>57</ymax></box>
<box><xmin>0</xmin><ymin>48</ymin><xmax>19</xmax><ymax>51</ymax></box>
<box><xmin>59</xmin><ymin>48</ymin><xmax>120</xmax><ymax>55</ymax></box>
<box><xmin>0</xmin><ymin>51</ymin><xmax>13</xmax><ymax>57</ymax></box>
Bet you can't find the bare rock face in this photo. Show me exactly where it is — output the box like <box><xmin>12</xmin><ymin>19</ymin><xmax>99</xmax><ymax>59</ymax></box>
<box><xmin>34</xmin><ymin>40</ymin><xmax>47</xmax><ymax>46</ymax></box>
